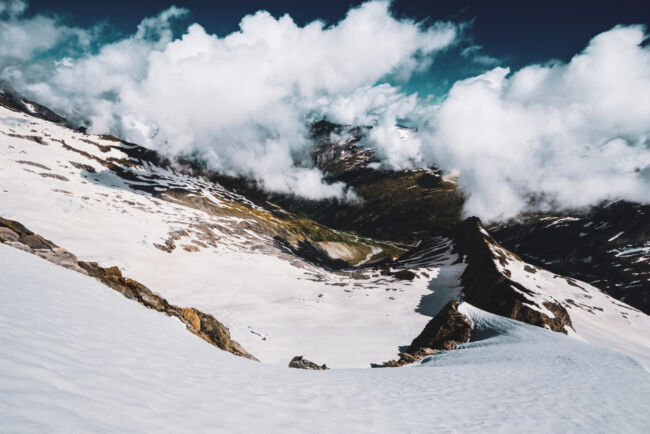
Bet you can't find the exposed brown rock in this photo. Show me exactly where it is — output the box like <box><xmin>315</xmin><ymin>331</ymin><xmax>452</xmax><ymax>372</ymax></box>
<box><xmin>20</xmin><ymin>234</ymin><xmax>54</xmax><ymax>250</ymax></box>
<box><xmin>35</xmin><ymin>248</ymin><xmax>87</xmax><ymax>274</ymax></box>
<box><xmin>153</xmin><ymin>230</ymin><xmax>188</xmax><ymax>253</ymax></box>
<box><xmin>154</xmin><ymin>238</ymin><xmax>176</xmax><ymax>252</ymax></box>
<box><xmin>0</xmin><ymin>227</ymin><xmax>19</xmax><ymax>243</ymax></box>
<box><xmin>182</xmin><ymin>308</ymin><xmax>202</xmax><ymax>330</ymax></box>
<box><xmin>69</xmin><ymin>161</ymin><xmax>96</xmax><ymax>173</ymax></box>
<box><xmin>288</xmin><ymin>356</ymin><xmax>329</xmax><ymax>370</ymax></box>
<box><xmin>523</xmin><ymin>265</ymin><xmax>537</xmax><ymax>274</ymax></box>
<box><xmin>6</xmin><ymin>133</ymin><xmax>46</xmax><ymax>145</ymax></box>
<box><xmin>380</xmin><ymin>348</ymin><xmax>438</xmax><ymax>367</ymax></box>
<box><xmin>39</xmin><ymin>173</ymin><xmax>69</xmax><ymax>181</ymax></box>
<box><xmin>6</xmin><ymin>241</ymin><xmax>33</xmax><ymax>253</ymax></box>
<box><xmin>16</xmin><ymin>160</ymin><xmax>51</xmax><ymax>170</ymax></box>
<box><xmin>0</xmin><ymin>216</ymin><xmax>258</xmax><ymax>362</ymax></box>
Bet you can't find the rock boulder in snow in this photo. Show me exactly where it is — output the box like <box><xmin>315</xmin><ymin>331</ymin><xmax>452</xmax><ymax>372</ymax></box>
<box><xmin>288</xmin><ymin>356</ymin><xmax>329</xmax><ymax>370</ymax></box>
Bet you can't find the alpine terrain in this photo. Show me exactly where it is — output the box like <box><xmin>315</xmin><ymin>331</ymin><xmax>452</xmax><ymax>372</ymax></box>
<box><xmin>1</xmin><ymin>82</ymin><xmax>649</xmax><ymax>432</ymax></box>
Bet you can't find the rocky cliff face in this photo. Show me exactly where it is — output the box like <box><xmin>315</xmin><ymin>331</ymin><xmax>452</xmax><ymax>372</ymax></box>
<box><xmin>376</xmin><ymin>300</ymin><xmax>473</xmax><ymax>367</ymax></box>
<box><xmin>407</xmin><ymin>300</ymin><xmax>473</xmax><ymax>352</ymax></box>
<box><xmin>375</xmin><ymin>214</ymin><xmax>650</xmax><ymax>368</ymax></box>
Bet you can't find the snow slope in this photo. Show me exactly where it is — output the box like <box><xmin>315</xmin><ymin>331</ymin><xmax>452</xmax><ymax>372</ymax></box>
<box><xmin>488</xmin><ymin>240</ymin><xmax>650</xmax><ymax>368</ymax></box>
<box><xmin>1</xmin><ymin>244</ymin><xmax>649</xmax><ymax>432</ymax></box>
<box><xmin>2</xmin><ymin>104</ymin><xmax>650</xmax><ymax>370</ymax></box>
<box><xmin>0</xmin><ymin>104</ymin><xmax>442</xmax><ymax>367</ymax></box>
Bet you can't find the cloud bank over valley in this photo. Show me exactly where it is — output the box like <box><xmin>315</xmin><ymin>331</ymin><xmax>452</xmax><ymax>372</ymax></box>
<box><xmin>1</xmin><ymin>0</ymin><xmax>649</xmax><ymax>220</ymax></box>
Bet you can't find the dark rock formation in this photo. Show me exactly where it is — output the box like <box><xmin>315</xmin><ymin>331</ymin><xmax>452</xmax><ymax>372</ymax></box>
<box><xmin>407</xmin><ymin>300</ymin><xmax>472</xmax><ymax>353</ymax></box>
<box><xmin>375</xmin><ymin>300</ymin><xmax>471</xmax><ymax>368</ymax></box>
<box><xmin>288</xmin><ymin>356</ymin><xmax>329</xmax><ymax>370</ymax></box>
<box><xmin>452</xmin><ymin>217</ymin><xmax>573</xmax><ymax>334</ymax></box>
<box><xmin>377</xmin><ymin>348</ymin><xmax>438</xmax><ymax>368</ymax></box>
<box><xmin>392</xmin><ymin>270</ymin><xmax>416</xmax><ymax>281</ymax></box>
<box><xmin>0</xmin><ymin>217</ymin><xmax>258</xmax><ymax>361</ymax></box>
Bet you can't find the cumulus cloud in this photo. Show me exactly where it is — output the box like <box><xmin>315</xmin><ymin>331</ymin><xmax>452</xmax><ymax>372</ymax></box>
<box><xmin>0</xmin><ymin>1</ymin><xmax>91</xmax><ymax>67</ymax></box>
<box><xmin>1</xmin><ymin>0</ymin><xmax>456</xmax><ymax>200</ymax></box>
<box><xmin>363</xmin><ymin>25</ymin><xmax>650</xmax><ymax>220</ymax></box>
<box><xmin>1</xmin><ymin>1</ymin><xmax>649</xmax><ymax>221</ymax></box>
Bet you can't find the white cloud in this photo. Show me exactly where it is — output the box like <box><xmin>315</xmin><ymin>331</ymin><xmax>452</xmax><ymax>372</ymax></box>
<box><xmin>364</xmin><ymin>25</ymin><xmax>650</xmax><ymax>220</ymax></box>
<box><xmin>1</xmin><ymin>2</ymin><xmax>648</xmax><ymax>221</ymax></box>
<box><xmin>0</xmin><ymin>14</ymin><xmax>78</xmax><ymax>65</ymax></box>
<box><xmin>460</xmin><ymin>44</ymin><xmax>500</xmax><ymax>66</ymax></box>
<box><xmin>1</xmin><ymin>0</ymin><xmax>456</xmax><ymax>200</ymax></box>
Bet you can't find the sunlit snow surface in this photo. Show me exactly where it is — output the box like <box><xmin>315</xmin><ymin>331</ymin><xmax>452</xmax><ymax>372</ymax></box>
<box><xmin>489</xmin><ymin>241</ymin><xmax>650</xmax><ymax>368</ymax></box>
<box><xmin>2</xmin><ymin>104</ymin><xmax>650</xmax><ymax>371</ymax></box>
<box><xmin>1</xmin><ymin>245</ymin><xmax>649</xmax><ymax>432</ymax></box>
<box><xmin>0</xmin><ymin>106</ymin><xmax>444</xmax><ymax>367</ymax></box>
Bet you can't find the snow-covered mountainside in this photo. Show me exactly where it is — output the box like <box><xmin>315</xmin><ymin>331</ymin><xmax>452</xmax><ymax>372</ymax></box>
<box><xmin>2</xmin><ymin>244</ymin><xmax>649</xmax><ymax>432</ymax></box>
<box><xmin>490</xmin><ymin>202</ymin><xmax>650</xmax><ymax>313</ymax></box>
<box><xmin>285</xmin><ymin>121</ymin><xmax>650</xmax><ymax>314</ymax></box>
<box><xmin>1</xmin><ymin>93</ymin><xmax>650</xmax><ymax>431</ymax></box>
<box><xmin>0</xmin><ymin>101</ymin><xmax>441</xmax><ymax>367</ymax></box>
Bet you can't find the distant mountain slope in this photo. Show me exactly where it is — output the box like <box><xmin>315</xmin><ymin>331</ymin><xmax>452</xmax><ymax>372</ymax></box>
<box><xmin>268</xmin><ymin>120</ymin><xmax>650</xmax><ymax>314</ymax></box>
<box><xmin>0</xmin><ymin>84</ymin><xmax>68</xmax><ymax>125</ymax></box>
<box><xmin>267</xmin><ymin>120</ymin><xmax>464</xmax><ymax>242</ymax></box>
<box><xmin>490</xmin><ymin>202</ymin><xmax>650</xmax><ymax>313</ymax></box>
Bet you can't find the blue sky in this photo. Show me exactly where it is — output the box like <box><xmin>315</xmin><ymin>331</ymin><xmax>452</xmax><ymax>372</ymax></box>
<box><xmin>24</xmin><ymin>1</ymin><xmax>650</xmax><ymax>61</ymax></box>
<box><xmin>22</xmin><ymin>0</ymin><xmax>650</xmax><ymax>96</ymax></box>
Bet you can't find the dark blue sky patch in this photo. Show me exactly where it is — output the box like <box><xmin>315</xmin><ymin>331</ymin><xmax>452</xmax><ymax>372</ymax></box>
<box><xmin>24</xmin><ymin>0</ymin><xmax>650</xmax><ymax>68</ymax></box>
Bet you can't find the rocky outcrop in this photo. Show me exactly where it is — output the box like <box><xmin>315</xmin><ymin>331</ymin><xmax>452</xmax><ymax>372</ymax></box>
<box><xmin>452</xmin><ymin>217</ymin><xmax>573</xmax><ymax>334</ymax></box>
<box><xmin>288</xmin><ymin>356</ymin><xmax>329</xmax><ymax>370</ymax></box>
<box><xmin>0</xmin><ymin>217</ymin><xmax>258</xmax><ymax>361</ymax></box>
<box><xmin>375</xmin><ymin>218</ymin><xmax>580</xmax><ymax>368</ymax></box>
<box><xmin>377</xmin><ymin>348</ymin><xmax>439</xmax><ymax>368</ymax></box>
<box><xmin>407</xmin><ymin>300</ymin><xmax>472</xmax><ymax>353</ymax></box>
<box><xmin>375</xmin><ymin>300</ymin><xmax>471</xmax><ymax>367</ymax></box>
